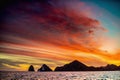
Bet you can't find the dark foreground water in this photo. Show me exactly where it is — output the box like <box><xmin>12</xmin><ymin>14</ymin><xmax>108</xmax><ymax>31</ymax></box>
<box><xmin>0</xmin><ymin>71</ymin><xmax>120</xmax><ymax>80</ymax></box>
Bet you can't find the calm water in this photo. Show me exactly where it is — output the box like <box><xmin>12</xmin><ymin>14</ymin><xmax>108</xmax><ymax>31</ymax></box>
<box><xmin>0</xmin><ymin>71</ymin><xmax>120</xmax><ymax>80</ymax></box>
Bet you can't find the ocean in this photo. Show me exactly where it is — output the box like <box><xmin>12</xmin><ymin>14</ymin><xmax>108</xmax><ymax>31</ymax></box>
<box><xmin>0</xmin><ymin>71</ymin><xmax>120</xmax><ymax>80</ymax></box>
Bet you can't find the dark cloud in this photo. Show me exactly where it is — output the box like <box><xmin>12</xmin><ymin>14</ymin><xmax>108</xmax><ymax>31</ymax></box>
<box><xmin>0</xmin><ymin>0</ymin><xmax>104</xmax><ymax>49</ymax></box>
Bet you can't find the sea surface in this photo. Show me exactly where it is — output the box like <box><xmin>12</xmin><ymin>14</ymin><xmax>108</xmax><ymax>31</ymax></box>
<box><xmin>0</xmin><ymin>71</ymin><xmax>120</xmax><ymax>80</ymax></box>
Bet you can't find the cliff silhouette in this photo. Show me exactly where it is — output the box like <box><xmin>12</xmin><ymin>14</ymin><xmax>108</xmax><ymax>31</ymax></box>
<box><xmin>28</xmin><ymin>60</ymin><xmax>120</xmax><ymax>71</ymax></box>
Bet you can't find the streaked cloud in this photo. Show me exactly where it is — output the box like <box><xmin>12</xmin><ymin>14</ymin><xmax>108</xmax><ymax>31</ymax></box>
<box><xmin>0</xmin><ymin>0</ymin><xmax>120</xmax><ymax>71</ymax></box>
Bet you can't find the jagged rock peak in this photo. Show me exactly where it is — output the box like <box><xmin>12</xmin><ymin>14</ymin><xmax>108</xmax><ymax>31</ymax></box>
<box><xmin>38</xmin><ymin>64</ymin><xmax>52</xmax><ymax>71</ymax></box>
<box><xmin>28</xmin><ymin>65</ymin><xmax>35</xmax><ymax>71</ymax></box>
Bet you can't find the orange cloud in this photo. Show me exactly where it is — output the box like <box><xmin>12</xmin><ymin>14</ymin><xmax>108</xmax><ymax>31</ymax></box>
<box><xmin>0</xmin><ymin>0</ymin><xmax>119</xmax><ymax>71</ymax></box>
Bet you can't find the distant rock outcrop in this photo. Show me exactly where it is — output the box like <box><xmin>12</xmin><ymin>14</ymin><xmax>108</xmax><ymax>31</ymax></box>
<box><xmin>55</xmin><ymin>60</ymin><xmax>120</xmax><ymax>71</ymax></box>
<box><xmin>28</xmin><ymin>65</ymin><xmax>35</xmax><ymax>71</ymax></box>
<box><xmin>38</xmin><ymin>64</ymin><xmax>52</xmax><ymax>71</ymax></box>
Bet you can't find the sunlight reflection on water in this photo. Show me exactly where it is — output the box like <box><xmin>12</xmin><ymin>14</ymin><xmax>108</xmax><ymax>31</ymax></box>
<box><xmin>0</xmin><ymin>71</ymin><xmax>120</xmax><ymax>80</ymax></box>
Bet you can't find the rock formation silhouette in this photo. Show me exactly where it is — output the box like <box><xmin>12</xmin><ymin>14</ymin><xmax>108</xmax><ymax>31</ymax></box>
<box><xmin>55</xmin><ymin>60</ymin><xmax>88</xmax><ymax>71</ymax></box>
<box><xmin>28</xmin><ymin>60</ymin><xmax>120</xmax><ymax>71</ymax></box>
<box><xmin>38</xmin><ymin>64</ymin><xmax>52</xmax><ymax>71</ymax></box>
<box><xmin>28</xmin><ymin>65</ymin><xmax>35</xmax><ymax>71</ymax></box>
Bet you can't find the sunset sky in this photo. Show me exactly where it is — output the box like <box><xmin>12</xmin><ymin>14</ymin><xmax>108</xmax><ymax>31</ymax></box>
<box><xmin>0</xmin><ymin>0</ymin><xmax>120</xmax><ymax>71</ymax></box>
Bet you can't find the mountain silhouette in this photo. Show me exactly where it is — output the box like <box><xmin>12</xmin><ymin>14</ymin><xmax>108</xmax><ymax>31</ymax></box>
<box><xmin>55</xmin><ymin>60</ymin><xmax>88</xmax><ymax>71</ymax></box>
<box><xmin>103</xmin><ymin>64</ymin><xmax>119</xmax><ymax>71</ymax></box>
<box><xmin>38</xmin><ymin>64</ymin><xmax>52</xmax><ymax>71</ymax></box>
<box><xmin>28</xmin><ymin>60</ymin><xmax>120</xmax><ymax>71</ymax></box>
<box><xmin>55</xmin><ymin>60</ymin><xmax>120</xmax><ymax>71</ymax></box>
<box><xmin>28</xmin><ymin>65</ymin><xmax>35</xmax><ymax>71</ymax></box>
